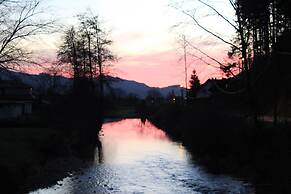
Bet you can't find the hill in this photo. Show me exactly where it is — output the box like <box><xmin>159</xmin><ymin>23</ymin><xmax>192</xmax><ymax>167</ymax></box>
<box><xmin>0</xmin><ymin>69</ymin><xmax>184</xmax><ymax>99</ymax></box>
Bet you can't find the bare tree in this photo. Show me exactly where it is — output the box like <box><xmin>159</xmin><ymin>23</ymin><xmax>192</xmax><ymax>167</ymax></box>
<box><xmin>0</xmin><ymin>0</ymin><xmax>54</xmax><ymax>70</ymax></box>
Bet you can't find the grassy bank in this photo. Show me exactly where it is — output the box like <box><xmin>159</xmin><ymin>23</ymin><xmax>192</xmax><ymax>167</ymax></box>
<box><xmin>148</xmin><ymin>102</ymin><xmax>291</xmax><ymax>194</ymax></box>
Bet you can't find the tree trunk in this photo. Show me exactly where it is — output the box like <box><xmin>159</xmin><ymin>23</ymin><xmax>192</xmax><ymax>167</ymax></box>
<box><xmin>236</xmin><ymin>5</ymin><xmax>258</xmax><ymax>126</ymax></box>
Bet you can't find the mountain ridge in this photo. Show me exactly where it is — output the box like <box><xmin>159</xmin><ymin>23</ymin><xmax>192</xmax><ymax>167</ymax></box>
<box><xmin>0</xmin><ymin>69</ymin><xmax>184</xmax><ymax>99</ymax></box>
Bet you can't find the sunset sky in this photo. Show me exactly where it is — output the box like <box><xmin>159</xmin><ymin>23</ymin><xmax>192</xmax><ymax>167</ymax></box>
<box><xmin>35</xmin><ymin>0</ymin><xmax>236</xmax><ymax>87</ymax></box>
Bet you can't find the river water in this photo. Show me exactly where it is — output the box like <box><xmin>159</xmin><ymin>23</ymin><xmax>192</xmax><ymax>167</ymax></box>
<box><xmin>30</xmin><ymin>119</ymin><xmax>254</xmax><ymax>194</ymax></box>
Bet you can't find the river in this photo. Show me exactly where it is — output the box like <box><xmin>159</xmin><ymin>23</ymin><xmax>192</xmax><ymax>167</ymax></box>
<box><xmin>30</xmin><ymin>119</ymin><xmax>254</xmax><ymax>194</ymax></box>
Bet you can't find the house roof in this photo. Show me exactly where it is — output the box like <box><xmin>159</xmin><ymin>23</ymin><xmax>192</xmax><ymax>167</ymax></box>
<box><xmin>0</xmin><ymin>95</ymin><xmax>34</xmax><ymax>102</ymax></box>
<box><xmin>0</xmin><ymin>80</ymin><xmax>34</xmax><ymax>102</ymax></box>
<box><xmin>0</xmin><ymin>80</ymin><xmax>32</xmax><ymax>89</ymax></box>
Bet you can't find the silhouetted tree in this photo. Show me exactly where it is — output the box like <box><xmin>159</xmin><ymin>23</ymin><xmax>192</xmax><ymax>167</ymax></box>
<box><xmin>58</xmin><ymin>12</ymin><xmax>116</xmax><ymax>97</ymax></box>
<box><xmin>58</xmin><ymin>26</ymin><xmax>84</xmax><ymax>92</ymax></box>
<box><xmin>78</xmin><ymin>12</ymin><xmax>116</xmax><ymax>102</ymax></box>
<box><xmin>236</xmin><ymin>0</ymin><xmax>291</xmax><ymax>124</ymax></box>
<box><xmin>187</xmin><ymin>70</ymin><xmax>201</xmax><ymax>101</ymax></box>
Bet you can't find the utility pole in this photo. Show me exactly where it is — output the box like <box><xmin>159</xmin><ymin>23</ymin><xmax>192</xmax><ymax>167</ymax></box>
<box><xmin>183</xmin><ymin>35</ymin><xmax>188</xmax><ymax>102</ymax></box>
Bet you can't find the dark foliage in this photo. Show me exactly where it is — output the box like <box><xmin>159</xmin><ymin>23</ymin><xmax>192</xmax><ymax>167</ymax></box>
<box><xmin>187</xmin><ymin>70</ymin><xmax>201</xmax><ymax>102</ymax></box>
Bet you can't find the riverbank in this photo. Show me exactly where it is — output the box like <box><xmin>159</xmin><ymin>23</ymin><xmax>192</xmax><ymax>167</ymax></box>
<box><xmin>0</xmin><ymin>123</ymin><xmax>100</xmax><ymax>194</ymax></box>
<box><xmin>104</xmin><ymin>105</ymin><xmax>139</xmax><ymax>119</ymax></box>
<box><xmin>147</xmin><ymin>103</ymin><xmax>291</xmax><ymax>194</ymax></box>
<box><xmin>0</xmin><ymin>105</ymin><xmax>103</xmax><ymax>194</ymax></box>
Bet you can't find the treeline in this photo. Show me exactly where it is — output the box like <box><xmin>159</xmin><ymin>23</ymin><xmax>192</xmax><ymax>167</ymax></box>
<box><xmin>179</xmin><ymin>0</ymin><xmax>291</xmax><ymax>124</ymax></box>
<box><xmin>172</xmin><ymin>0</ymin><xmax>291</xmax><ymax>124</ymax></box>
<box><xmin>233</xmin><ymin>0</ymin><xmax>291</xmax><ymax>123</ymax></box>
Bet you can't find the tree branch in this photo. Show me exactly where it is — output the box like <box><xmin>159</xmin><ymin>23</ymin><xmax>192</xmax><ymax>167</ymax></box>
<box><xmin>186</xmin><ymin>40</ymin><xmax>237</xmax><ymax>77</ymax></box>
<box><xmin>197</xmin><ymin>0</ymin><xmax>238</xmax><ymax>31</ymax></box>
<box><xmin>180</xmin><ymin>9</ymin><xmax>240</xmax><ymax>50</ymax></box>
<box><xmin>0</xmin><ymin>0</ymin><xmax>55</xmax><ymax>69</ymax></box>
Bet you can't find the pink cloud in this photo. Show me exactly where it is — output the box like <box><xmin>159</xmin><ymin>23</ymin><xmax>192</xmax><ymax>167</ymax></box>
<box><xmin>112</xmin><ymin>50</ymin><xmax>224</xmax><ymax>87</ymax></box>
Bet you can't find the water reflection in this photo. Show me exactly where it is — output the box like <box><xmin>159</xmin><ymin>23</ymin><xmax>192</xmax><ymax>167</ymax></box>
<box><xmin>30</xmin><ymin>119</ymin><xmax>253</xmax><ymax>194</ymax></box>
<box><xmin>94</xmin><ymin>138</ymin><xmax>103</xmax><ymax>164</ymax></box>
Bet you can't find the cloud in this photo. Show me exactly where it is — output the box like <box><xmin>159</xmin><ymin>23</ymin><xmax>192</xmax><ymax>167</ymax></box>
<box><xmin>114</xmin><ymin>32</ymin><xmax>145</xmax><ymax>43</ymax></box>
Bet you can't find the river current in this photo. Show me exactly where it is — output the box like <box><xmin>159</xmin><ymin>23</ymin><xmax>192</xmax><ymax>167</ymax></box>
<box><xmin>30</xmin><ymin>119</ymin><xmax>253</xmax><ymax>194</ymax></box>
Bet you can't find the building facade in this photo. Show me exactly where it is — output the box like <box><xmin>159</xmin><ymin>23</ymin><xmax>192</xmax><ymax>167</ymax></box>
<box><xmin>0</xmin><ymin>81</ymin><xmax>34</xmax><ymax>120</ymax></box>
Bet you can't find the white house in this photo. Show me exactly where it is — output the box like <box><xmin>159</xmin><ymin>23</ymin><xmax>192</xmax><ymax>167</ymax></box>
<box><xmin>0</xmin><ymin>80</ymin><xmax>34</xmax><ymax>120</ymax></box>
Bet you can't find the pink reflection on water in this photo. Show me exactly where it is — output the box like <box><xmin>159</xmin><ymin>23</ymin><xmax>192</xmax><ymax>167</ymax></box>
<box><xmin>99</xmin><ymin>119</ymin><xmax>170</xmax><ymax>164</ymax></box>
<box><xmin>100</xmin><ymin>119</ymin><xmax>169</xmax><ymax>141</ymax></box>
